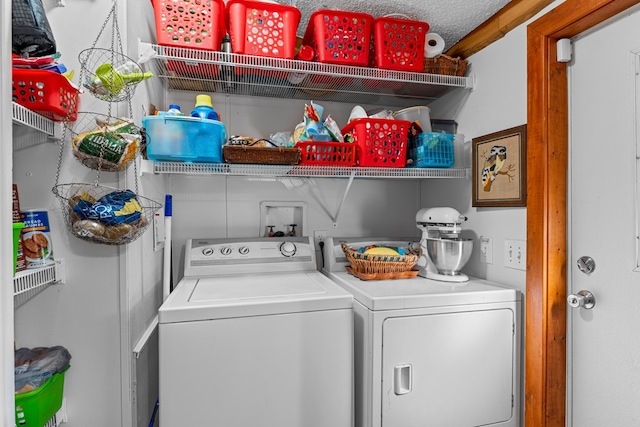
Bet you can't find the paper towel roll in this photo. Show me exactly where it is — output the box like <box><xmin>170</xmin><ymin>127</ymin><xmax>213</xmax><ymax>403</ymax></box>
<box><xmin>424</xmin><ymin>33</ymin><xmax>445</xmax><ymax>58</ymax></box>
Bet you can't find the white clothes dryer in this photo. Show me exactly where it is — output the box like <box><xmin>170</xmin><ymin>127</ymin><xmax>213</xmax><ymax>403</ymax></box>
<box><xmin>159</xmin><ymin>236</ymin><xmax>353</xmax><ymax>427</ymax></box>
<box><xmin>323</xmin><ymin>237</ymin><xmax>522</xmax><ymax>427</ymax></box>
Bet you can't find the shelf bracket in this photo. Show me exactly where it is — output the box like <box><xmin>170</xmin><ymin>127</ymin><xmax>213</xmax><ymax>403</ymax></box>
<box><xmin>330</xmin><ymin>171</ymin><xmax>356</xmax><ymax>225</ymax></box>
<box><xmin>54</xmin><ymin>258</ymin><xmax>65</xmax><ymax>284</ymax></box>
<box><xmin>280</xmin><ymin>171</ymin><xmax>355</xmax><ymax>225</ymax></box>
<box><xmin>138</xmin><ymin>158</ymin><xmax>156</xmax><ymax>176</ymax></box>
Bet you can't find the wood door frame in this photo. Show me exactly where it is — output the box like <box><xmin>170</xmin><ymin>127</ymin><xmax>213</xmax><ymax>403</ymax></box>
<box><xmin>526</xmin><ymin>0</ymin><xmax>640</xmax><ymax>425</ymax></box>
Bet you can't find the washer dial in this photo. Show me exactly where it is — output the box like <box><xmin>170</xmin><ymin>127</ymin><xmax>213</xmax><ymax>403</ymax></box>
<box><xmin>279</xmin><ymin>241</ymin><xmax>297</xmax><ymax>257</ymax></box>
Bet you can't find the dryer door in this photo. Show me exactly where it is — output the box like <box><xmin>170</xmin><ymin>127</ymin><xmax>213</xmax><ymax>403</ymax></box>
<box><xmin>381</xmin><ymin>309</ymin><xmax>515</xmax><ymax>426</ymax></box>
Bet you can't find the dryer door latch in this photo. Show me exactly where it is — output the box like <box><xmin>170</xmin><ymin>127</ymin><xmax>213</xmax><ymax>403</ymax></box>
<box><xmin>394</xmin><ymin>364</ymin><xmax>412</xmax><ymax>395</ymax></box>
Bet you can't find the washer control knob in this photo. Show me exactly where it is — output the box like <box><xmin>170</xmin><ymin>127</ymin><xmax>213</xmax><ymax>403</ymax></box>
<box><xmin>202</xmin><ymin>247</ymin><xmax>214</xmax><ymax>256</ymax></box>
<box><xmin>220</xmin><ymin>246</ymin><xmax>232</xmax><ymax>256</ymax></box>
<box><xmin>280</xmin><ymin>241</ymin><xmax>297</xmax><ymax>257</ymax></box>
<box><xmin>239</xmin><ymin>246</ymin><xmax>250</xmax><ymax>255</ymax></box>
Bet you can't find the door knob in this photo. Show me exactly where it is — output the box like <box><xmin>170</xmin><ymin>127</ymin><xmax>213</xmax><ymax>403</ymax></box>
<box><xmin>567</xmin><ymin>290</ymin><xmax>596</xmax><ymax>309</ymax></box>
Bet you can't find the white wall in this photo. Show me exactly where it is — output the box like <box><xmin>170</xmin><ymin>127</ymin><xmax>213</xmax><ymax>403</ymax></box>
<box><xmin>13</xmin><ymin>1</ymin><xmax>165</xmax><ymax>427</ymax></box>
<box><xmin>14</xmin><ymin>0</ymin><xmax>123</xmax><ymax>421</ymax></box>
<box><xmin>426</xmin><ymin>2</ymin><xmax>559</xmax><ymax>293</ymax></box>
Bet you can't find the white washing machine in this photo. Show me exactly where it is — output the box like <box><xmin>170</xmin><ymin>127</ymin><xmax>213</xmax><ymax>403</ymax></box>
<box><xmin>323</xmin><ymin>237</ymin><xmax>522</xmax><ymax>427</ymax></box>
<box><xmin>159</xmin><ymin>236</ymin><xmax>354</xmax><ymax>427</ymax></box>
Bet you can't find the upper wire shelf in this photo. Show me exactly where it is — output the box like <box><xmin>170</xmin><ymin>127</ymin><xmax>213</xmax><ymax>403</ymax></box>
<box><xmin>145</xmin><ymin>43</ymin><xmax>474</xmax><ymax>107</ymax></box>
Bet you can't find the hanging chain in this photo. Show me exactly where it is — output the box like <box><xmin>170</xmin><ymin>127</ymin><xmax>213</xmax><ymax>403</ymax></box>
<box><xmin>54</xmin><ymin>124</ymin><xmax>67</xmax><ymax>188</ymax></box>
<box><xmin>54</xmin><ymin>1</ymin><xmax>142</xmax><ymax>194</ymax></box>
<box><xmin>90</xmin><ymin>3</ymin><xmax>117</xmax><ymax>52</ymax></box>
<box><xmin>111</xmin><ymin>2</ymin><xmax>140</xmax><ymax>194</ymax></box>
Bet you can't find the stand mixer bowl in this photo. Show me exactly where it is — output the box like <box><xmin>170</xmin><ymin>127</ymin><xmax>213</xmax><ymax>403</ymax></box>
<box><xmin>426</xmin><ymin>237</ymin><xmax>473</xmax><ymax>275</ymax></box>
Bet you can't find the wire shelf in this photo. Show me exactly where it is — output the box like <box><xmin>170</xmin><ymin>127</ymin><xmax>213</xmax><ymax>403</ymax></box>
<box><xmin>149</xmin><ymin>161</ymin><xmax>469</xmax><ymax>179</ymax></box>
<box><xmin>14</xmin><ymin>260</ymin><xmax>63</xmax><ymax>309</ymax></box>
<box><xmin>12</xmin><ymin>102</ymin><xmax>55</xmax><ymax>136</ymax></box>
<box><xmin>147</xmin><ymin>43</ymin><xmax>473</xmax><ymax>107</ymax></box>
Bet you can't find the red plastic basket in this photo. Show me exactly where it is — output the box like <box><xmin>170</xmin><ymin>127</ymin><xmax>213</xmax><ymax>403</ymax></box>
<box><xmin>226</xmin><ymin>0</ymin><xmax>300</xmax><ymax>58</ymax></box>
<box><xmin>296</xmin><ymin>141</ymin><xmax>357</xmax><ymax>166</ymax></box>
<box><xmin>301</xmin><ymin>10</ymin><xmax>373</xmax><ymax>66</ymax></box>
<box><xmin>373</xmin><ymin>16</ymin><xmax>429</xmax><ymax>72</ymax></box>
<box><xmin>153</xmin><ymin>0</ymin><xmax>225</xmax><ymax>50</ymax></box>
<box><xmin>342</xmin><ymin>118</ymin><xmax>410</xmax><ymax>167</ymax></box>
<box><xmin>12</xmin><ymin>69</ymin><xmax>80</xmax><ymax>121</ymax></box>
<box><xmin>153</xmin><ymin>0</ymin><xmax>226</xmax><ymax>77</ymax></box>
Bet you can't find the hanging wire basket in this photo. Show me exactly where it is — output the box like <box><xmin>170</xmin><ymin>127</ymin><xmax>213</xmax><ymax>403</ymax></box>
<box><xmin>78</xmin><ymin>48</ymin><xmax>150</xmax><ymax>102</ymax></box>
<box><xmin>52</xmin><ymin>183</ymin><xmax>162</xmax><ymax>245</ymax></box>
<box><xmin>65</xmin><ymin>112</ymin><xmax>143</xmax><ymax>172</ymax></box>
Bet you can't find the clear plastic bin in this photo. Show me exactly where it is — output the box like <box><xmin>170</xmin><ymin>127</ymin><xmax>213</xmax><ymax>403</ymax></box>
<box><xmin>407</xmin><ymin>132</ymin><xmax>455</xmax><ymax>168</ymax></box>
<box><xmin>142</xmin><ymin>115</ymin><xmax>227</xmax><ymax>163</ymax></box>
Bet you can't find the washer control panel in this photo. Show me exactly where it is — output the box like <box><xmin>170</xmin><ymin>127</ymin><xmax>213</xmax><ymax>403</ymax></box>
<box><xmin>184</xmin><ymin>236</ymin><xmax>315</xmax><ymax>277</ymax></box>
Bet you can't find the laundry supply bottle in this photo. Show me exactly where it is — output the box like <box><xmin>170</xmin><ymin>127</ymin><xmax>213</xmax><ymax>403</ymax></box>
<box><xmin>190</xmin><ymin>94</ymin><xmax>219</xmax><ymax>121</ymax></box>
<box><xmin>167</xmin><ymin>104</ymin><xmax>183</xmax><ymax>115</ymax></box>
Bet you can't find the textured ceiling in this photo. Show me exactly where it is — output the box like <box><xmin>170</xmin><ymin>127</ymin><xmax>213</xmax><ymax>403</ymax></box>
<box><xmin>289</xmin><ymin>0</ymin><xmax>513</xmax><ymax>51</ymax></box>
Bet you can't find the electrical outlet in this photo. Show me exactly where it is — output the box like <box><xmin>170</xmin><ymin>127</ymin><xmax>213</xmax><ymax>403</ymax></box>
<box><xmin>504</xmin><ymin>239</ymin><xmax>526</xmax><ymax>270</ymax></box>
<box><xmin>479</xmin><ymin>236</ymin><xmax>493</xmax><ymax>264</ymax></box>
<box><xmin>314</xmin><ymin>230</ymin><xmax>326</xmax><ymax>250</ymax></box>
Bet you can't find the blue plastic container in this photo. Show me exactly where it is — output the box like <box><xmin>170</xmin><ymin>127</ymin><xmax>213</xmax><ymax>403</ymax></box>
<box><xmin>407</xmin><ymin>132</ymin><xmax>455</xmax><ymax>168</ymax></box>
<box><xmin>142</xmin><ymin>115</ymin><xmax>227</xmax><ymax>163</ymax></box>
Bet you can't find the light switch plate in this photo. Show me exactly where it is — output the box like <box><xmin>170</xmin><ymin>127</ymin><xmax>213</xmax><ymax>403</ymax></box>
<box><xmin>505</xmin><ymin>239</ymin><xmax>526</xmax><ymax>270</ymax></box>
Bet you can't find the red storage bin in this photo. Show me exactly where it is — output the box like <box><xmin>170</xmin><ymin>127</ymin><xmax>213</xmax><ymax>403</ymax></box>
<box><xmin>301</xmin><ymin>10</ymin><xmax>373</xmax><ymax>66</ymax></box>
<box><xmin>153</xmin><ymin>0</ymin><xmax>226</xmax><ymax>77</ymax></box>
<box><xmin>296</xmin><ymin>141</ymin><xmax>357</xmax><ymax>166</ymax></box>
<box><xmin>226</xmin><ymin>0</ymin><xmax>300</xmax><ymax>58</ymax></box>
<box><xmin>373</xmin><ymin>16</ymin><xmax>429</xmax><ymax>72</ymax></box>
<box><xmin>342</xmin><ymin>118</ymin><xmax>410</xmax><ymax>167</ymax></box>
<box><xmin>153</xmin><ymin>0</ymin><xmax>225</xmax><ymax>50</ymax></box>
<box><xmin>12</xmin><ymin>69</ymin><xmax>80</xmax><ymax>121</ymax></box>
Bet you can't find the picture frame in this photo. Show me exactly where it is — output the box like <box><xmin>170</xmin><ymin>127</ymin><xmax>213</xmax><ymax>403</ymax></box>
<box><xmin>472</xmin><ymin>124</ymin><xmax>527</xmax><ymax>207</ymax></box>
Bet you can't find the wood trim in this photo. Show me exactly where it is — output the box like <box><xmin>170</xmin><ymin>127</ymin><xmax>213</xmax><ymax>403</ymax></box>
<box><xmin>526</xmin><ymin>0</ymin><xmax>640</xmax><ymax>426</ymax></box>
<box><xmin>446</xmin><ymin>0</ymin><xmax>555</xmax><ymax>59</ymax></box>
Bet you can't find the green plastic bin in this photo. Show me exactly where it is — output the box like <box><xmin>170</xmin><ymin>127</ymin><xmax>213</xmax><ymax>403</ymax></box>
<box><xmin>15</xmin><ymin>366</ymin><xmax>69</xmax><ymax>427</ymax></box>
<box><xmin>13</xmin><ymin>222</ymin><xmax>24</xmax><ymax>275</ymax></box>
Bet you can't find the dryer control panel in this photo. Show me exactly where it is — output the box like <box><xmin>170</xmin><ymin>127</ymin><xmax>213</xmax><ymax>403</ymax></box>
<box><xmin>184</xmin><ymin>236</ymin><xmax>316</xmax><ymax>277</ymax></box>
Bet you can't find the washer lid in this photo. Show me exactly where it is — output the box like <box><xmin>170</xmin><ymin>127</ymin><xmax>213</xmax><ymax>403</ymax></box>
<box><xmin>159</xmin><ymin>271</ymin><xmax>353</xmax><ymax>323</ymax></box>
<box><xmin>325</xmin><ymin>271</ymin><xmax>520</xmax><ymax>311</ymax></box>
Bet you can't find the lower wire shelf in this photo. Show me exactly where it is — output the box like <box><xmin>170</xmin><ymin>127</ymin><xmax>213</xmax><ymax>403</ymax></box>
<box><xmin>14</xmin><ymin>259</ymin><xmax>65</xmax><ymax>308</ymax></box>
<box><xmin>144</xmin><ymin>160</ymin><xmax>469</xmax><ymax>179</ymax></box>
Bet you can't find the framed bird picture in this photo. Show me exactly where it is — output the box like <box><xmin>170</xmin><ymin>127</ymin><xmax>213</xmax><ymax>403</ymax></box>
<box><xmin>472</xmin><ymin>124</ymin><xmax>527</xmax><ymax>207</ymax></box>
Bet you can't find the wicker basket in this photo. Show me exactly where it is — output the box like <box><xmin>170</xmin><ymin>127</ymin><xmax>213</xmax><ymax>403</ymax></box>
<box><xmin>341</xmin><ymin>241</ymin><xmax>421</xmax><ymax>279</ymax></box>
<box><xmin>423</xmin><ymin>54</ymin><xmax>469</xmax><ymax>76</ymax></box>
<box><xmin>223</xmin><ymin>144</ymin><xmax>301</xmax><ymax>165</ymax></box>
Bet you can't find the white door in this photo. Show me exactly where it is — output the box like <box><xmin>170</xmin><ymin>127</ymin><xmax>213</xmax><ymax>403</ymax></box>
<box><xmin>568</xmin><ymin>8</ymin><xmax>640</xmax><ymax>426</ymax></box>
